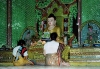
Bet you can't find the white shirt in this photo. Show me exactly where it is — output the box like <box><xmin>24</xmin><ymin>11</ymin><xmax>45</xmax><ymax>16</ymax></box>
<box><xmin>12</xmin><ymin>46</ymin><xmax>28</xmax><ymax>57</ymax></box>
<box><xmin>44</xmin><ymin>40</ymin><xmax>59</xmax><ymax>54</ymax></box>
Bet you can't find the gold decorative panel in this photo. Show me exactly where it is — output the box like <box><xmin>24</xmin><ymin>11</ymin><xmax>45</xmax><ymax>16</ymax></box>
<box><xmin>0</xmin><ymin>50</ymin><xmax>13</xmax><ymax>63</ymax></box>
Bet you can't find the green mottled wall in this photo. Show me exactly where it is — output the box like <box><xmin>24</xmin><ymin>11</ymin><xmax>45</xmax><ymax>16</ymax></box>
<box><xmin>82</xmin><ymin>0</ymin><xmax>100</xmax><ymax>23</ymax></box>
<box><xmin>0</xmin><ymin>0</ymin><xmax>36</xmax><ymax>48</ymax></box>
<box><xmin>0</xmin><ymin>0</ymin><xmax>7</xmax><ymax>47</ymax></box>
<box><xmin>0</xmin><ymin>0</ymin><xmax>100</xmax><ymax>48</ymax></box>
<box><xmin>81</xmin><ymin>0</ymin><xmax>100</xmax><ymax>44</ymax></box>
<box><xmin>12</xmin><ymin>0</ymin><xmax>36</xmax><ymax>47</ymax></box>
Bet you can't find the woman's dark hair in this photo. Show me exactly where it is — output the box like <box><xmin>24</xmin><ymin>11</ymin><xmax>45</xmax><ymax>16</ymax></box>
<box><xmin>50</xmin><ymin>32</ymin><xmax>58</xmax><ymax>40</ymax></box>
<box><xmin>17</xmin><ymin>39</ymin><xmax>26</xmax><ymax>46</ymax></box>
<box><xmin>48</xmin><ymin>13</ymin><xmax>56</xmax><ymax>20</ymax></box>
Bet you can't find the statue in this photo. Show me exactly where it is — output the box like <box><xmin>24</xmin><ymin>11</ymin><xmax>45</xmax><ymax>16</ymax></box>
<box><xmin>87</xmin><ymin>24</ymin><xmax>96</xmax><ymax>46</ymax></box>
<box><xmin>43</xmin><ymin>13</ymin><xmax>63</xmax><ymax>43</ymax></box>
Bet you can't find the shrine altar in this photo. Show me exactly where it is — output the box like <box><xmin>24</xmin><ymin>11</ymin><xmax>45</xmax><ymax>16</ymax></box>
<box><xmin>1</xmin><ymin>47</ymin><xmax>100</xmax><ymax>66</ymax></box>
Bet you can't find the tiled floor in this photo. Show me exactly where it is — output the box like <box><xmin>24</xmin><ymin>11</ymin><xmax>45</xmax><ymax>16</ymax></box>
<box><xmin>0</xmin><ymin>66</ymin><xmax>100</xmax><ymax>69</ymax></box>
<box><xmin>0</xmin><ymin>63</ymin><xmax>100</xmax><ymax>69</ymax></box>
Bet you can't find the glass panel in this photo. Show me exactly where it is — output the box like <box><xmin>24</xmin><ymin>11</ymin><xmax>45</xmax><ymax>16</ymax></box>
<box><xmin>81</xmin><ymin>21</ymin><xmax>100</xmax><ymax>47</ymax></box>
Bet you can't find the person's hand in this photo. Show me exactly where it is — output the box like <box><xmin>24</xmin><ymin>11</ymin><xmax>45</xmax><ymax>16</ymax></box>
<box><xmin>24</xmin><ymin>56</ymin><xmax>28</xmax><ymax>59</ymax></box>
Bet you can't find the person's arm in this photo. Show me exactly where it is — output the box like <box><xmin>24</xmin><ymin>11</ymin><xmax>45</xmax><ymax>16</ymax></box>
<box><xmin>56</xmin><ymin>27</ymin><xmax>62</xmax><ymax>42</ymax></box>
<box><xmin>24</xmin><ymin>56</ymin><xmax>28</xmax><ymax>59</ymax></box>
<box><xmin>57</xmin><ymin>27</ymin><xmax>61</xmax><ymax>37</ymax></box>
<box><xmin>43</xmin><ymin>44</ymin><xmax>47</xmax><ymax>56</ymax></box>
<box><xmin>23</xmin><ymin>51</ymin><xmax>28</xmax><ymax>59</ymax></box>
<box><xmin>43</xmin><ymin>50</ymin><xmax>46</xmax><ymax>56</ymax></box>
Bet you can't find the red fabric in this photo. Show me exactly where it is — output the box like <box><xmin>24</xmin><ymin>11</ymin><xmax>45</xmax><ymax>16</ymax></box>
<box><xmin>21</xmin><ymin>47</ymin><xmax>27</xmax><ymax>57</ymax></box>
<box><xmin>57</xmin><ymin>43</ymin><xmax>65</xmax><ymax>65</ymax></box>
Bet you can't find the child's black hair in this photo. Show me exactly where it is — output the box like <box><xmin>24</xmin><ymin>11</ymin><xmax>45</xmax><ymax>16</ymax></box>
<box><xmin>50</xmin><ymin>32</ymin><xmax>58</xmax><ymax>40</ymax></box>
<box><xmin>17</xmin><ymin>39</ymin><xmax>26</xmax><ymax>46</ymax></box>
